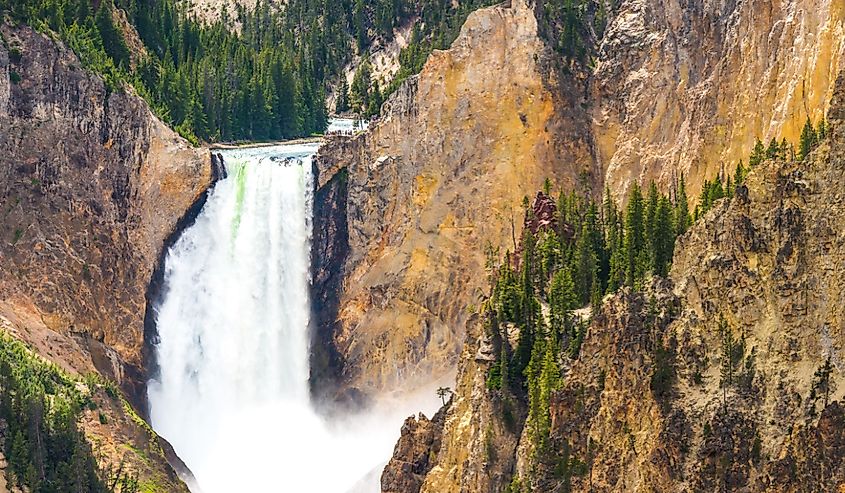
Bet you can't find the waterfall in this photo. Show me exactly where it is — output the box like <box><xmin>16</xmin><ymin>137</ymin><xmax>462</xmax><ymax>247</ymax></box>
<box><xmin>147</xmin><ymin>133</ymin><xmax>423</xmax><ymax>493</ymax></box>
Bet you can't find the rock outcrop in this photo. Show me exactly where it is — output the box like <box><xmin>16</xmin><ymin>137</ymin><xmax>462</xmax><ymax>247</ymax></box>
<box><xmin>314</xmin><ymin>0</ymin><xmax>592</xmax><ymax>399</ymax></box>
<box><xmin>0</xmin><ymin>25</ymin><xmax>211</xmax><ymax>408</ymax></box>
<box><xmin>381</xmin><ymin>407</ymin><xmax>446</xmax><ymax>493</ymax></box>
<box><xmin>593</xmin><ymin>0</ymin><xmax>845</xmax><ymax>200</ymax></box>
<box><xmin>379</xmin><ymin>70</ymin><xmax>845</xmax><ymax>492</ymax></box>
<box><xmin>0</xmin><ymin>23</ymin><xmax>210</xmax><ymax>489</ymax></box>
<box><xmin>416</xmin><ymin>312</ymin><xmax>526</xmax><ymax>493</ymax></box>
<box><xmin>313</xmin><ymin>0</ymin><xmax>844</xmax><ymax>405</ymax></box>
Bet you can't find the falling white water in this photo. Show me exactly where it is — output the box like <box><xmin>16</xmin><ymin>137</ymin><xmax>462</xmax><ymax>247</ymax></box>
<box><xmin>147</xmin><ymin>130</ymin><xmax>438</xmax><ymax>493</ymax></box>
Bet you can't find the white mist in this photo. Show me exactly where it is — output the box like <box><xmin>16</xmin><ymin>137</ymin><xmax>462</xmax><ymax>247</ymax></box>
<box><xmin>147</xmin><ymin>135</ymin><xmax>438</xmax><ymax>493</ymax></box>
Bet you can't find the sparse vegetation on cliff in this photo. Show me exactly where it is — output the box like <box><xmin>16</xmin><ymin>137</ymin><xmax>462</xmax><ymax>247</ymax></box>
<box><xmin>384</xmin><ymin>0</ymin><xmax>495</xmax><ymax>96</ymax></box>
<box><xmin>482</xmin><ymin>182</ymin><xmax>684</xmax><ymax>470</ymax></box>
<box><xmin>475</xmin><ymin>118</ymin><xmax>828</xmax><ymax>490</ymax></box>
<box><xmin>0</xmin><ymin>333</ymin><xmax>138</xmax><ymax>492</ymax></box>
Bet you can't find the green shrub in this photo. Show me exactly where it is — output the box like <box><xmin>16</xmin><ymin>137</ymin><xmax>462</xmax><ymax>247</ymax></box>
<box><xmin>486</xmin><ymin>362</ymin><xmax>503</xmax><ymax>390</ymax></box>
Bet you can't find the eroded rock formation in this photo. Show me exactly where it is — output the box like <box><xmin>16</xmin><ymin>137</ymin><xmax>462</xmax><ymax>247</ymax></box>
<box><xmin>314</xmin><ymin>0</ymin><xmax>592</xmax><ymax>399</ymax></box>
<box><xmin>379</xmin><ymin>70</ymin><xmax>845</xmax><ymax>492</ymax></box>
<box><xmin>592</xmin><ymin>0</ymin><xmax>845</xmax><ymax>200</ymax></box>
<box><xmin>0</xmin><ymin>24</ymin><xmax>211</xmax><ymax>488</ymax></box>
<box><xmin>313</xmin><ymin>0</ymin><xmax>844</xmax><ymax>405</ymax></box>
<box><xmin>0</xmin><ymin>25</ymin><xmax>211</xmax><ymax>405</ymax></box>
<box><xmin>381</xmin><ymin>407</ymin><xmax>446</xmax><ymax>493</ymax></box>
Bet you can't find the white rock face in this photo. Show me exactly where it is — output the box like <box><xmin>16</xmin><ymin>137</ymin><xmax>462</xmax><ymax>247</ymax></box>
<box><xmin>592</xmin><ymin>0</ymin><xmax>845</xmax><ymax>200</ymax></box>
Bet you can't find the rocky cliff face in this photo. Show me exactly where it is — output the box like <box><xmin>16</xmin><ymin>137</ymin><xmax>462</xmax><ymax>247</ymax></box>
<box><xmin>313</xmin><ymin>0</ymin><xmax>844</xmax><ymax>403</ymax></box>
<box><xmin>593</xmin><ymin>0</ymin><xmax>845</xmax><ymax>200</ymax></box>
<box><xmin>379</xmin><ymin>71</ymin><xmax>845</xmax><ymax>492</ymax></box>
<box><xmin>0</xmin><ymin>24</ymin><xmax>210</xmax><ymax>489</ymax></box>
<box><xmin>310</xmin><ymin>161</ymin><xmax>351</xmax><ymax>402</ymax></box>
<box><xmin>314</xmin><ymin>0</ymin><xmax>593</xmax><ymax>399</ymax></box>
<box><xmin>0</xmin><ymin>25</ymin><xmax>211</xmax><ymax>407</ymax></box>
<box><xmin>381</xmin><ymin>405</ymin><xmax>446</xmax><ymax>493</ymax></box>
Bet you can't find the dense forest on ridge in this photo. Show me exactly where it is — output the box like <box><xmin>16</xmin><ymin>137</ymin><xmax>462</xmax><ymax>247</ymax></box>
<box><xmin>0</xmin><ymin>0</ymin><xmax>516</xmax><ymax>142</ymax></box>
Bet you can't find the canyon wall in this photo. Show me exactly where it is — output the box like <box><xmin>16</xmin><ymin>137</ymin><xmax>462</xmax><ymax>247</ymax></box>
<box><xmin>314</xmin><ymin>0</ymin><xmax>845</xmax><ymax>404</ymax></box>
<box><xmin>593</xmin><ymin>0</ymin><xmax>845</xmax><ymax>200</ymax></box>
<box><xmin>383</xmin><ymin>70</ymin><xmax>845</xmax><ymax>492</ymax></box>
<box><xmin>314</xmin><ymin>0</ymin><xmax>593</xmax><ymax>399</ymax></box>
<box><xmin>0</xmin><ymin>24</ymin><xmax>210</xmax><ymax>488</ymax></box>
<box><xmin>0</xmin><ymin>25</ymin><xmax>211</xmax><ymax>403</ymax></box>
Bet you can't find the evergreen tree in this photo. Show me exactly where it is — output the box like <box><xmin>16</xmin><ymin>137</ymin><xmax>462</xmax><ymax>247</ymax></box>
<box><xmin>624</xmin><ymin>183</ymin><xmax>645</xmax><ymax>288</ymax></box>
<box><xmin>644</xmin><ymin>181</ymin><xmax>659</xmax><ymax>272</ymax></box>
<box><xmin>585</xmin><ymin>201</ymin><xmax>607</xmax><ymax>290</ymax></box>
<box><xmin>733</xmin><ymin>160</ymin><xmax>746</xmax><ymax>186</ymax></box>
<box><xmin>350</xmin><ymin>59</ymin><xmax>372</xmax><ymax>113</ymax></box>
<box><xmin>817</xmin><ymin>118</ymin><xmax>828</xmax><ymax>140</ymax></box>
<box><xmin>353</xmin><ymin>0</ymin><xmax>368</xmax><ymax>52</ymax></box>
<box><xmin>366</xmin><ymin>79</ymin><xmax>383</xmax><ymax>117</ymax></box>
<box><xmin>95</xmin><ymin>0</ymin><xmax>130</xmax><ymax>69</ymax></box>
<box><xmin>749</xmin><ymin>137</ymin><xmax>765</xmax><ymax>167</ymax></box>
<box><xmin>674</xmin><ymin>174</ymin><xmax>690</xmax><ymax>236</ymax></box>
<box><xmin>653</xmin><ymin>196</ymin><xmax>675</xmax><ymax>277</ymax></box>
<box><xmin>799</xmin><ymin>117</ymin><xmax>818</xmax><ymax>160</ymax></box>
<box><xmin>765</xmin><ymin>137</ymin><xmax>779</xmax><ymax>160</ymax></box>
<box><xmin>780</xmin><ymin>137</ymin><xmax>790</xmax><ymax>160</ymax></box>
<box><xmin>510</xmin><ymin>232</ymin><xmax>540</xmax><ymax>383</ymax></box>
<box><xmin>604</xmin><ymin>187</ymin><xmax>625</xmax><ymax>293</ymax></box>
<box><xmin>573</xmin><ymin>224</ymin><xmax>597</xmax><ymax>305</ymax></box>
<box><xmin>335</xmin><ymin>76</ymin><xmax>350</xmax><ymax>113</ymax></box>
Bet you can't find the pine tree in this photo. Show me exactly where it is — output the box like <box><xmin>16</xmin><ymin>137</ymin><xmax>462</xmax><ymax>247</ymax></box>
<box><xmin>711</xmin><ymin>174</ymin><xmax>724</xmax><ymax>202</ymax></box>
<box><xmin>644</xmin><ymin>181</ymin><xmax>659</xmax><ymax>273</ymax></box>
<box><xmin>604</xmin><ymin>187</ymin><xmax>625</xmax><ymax>293</ymax></box>
<box><xmin>733</xmin><ymin>160</ymin><xmax>746</xmax><ymax>186</ymax></box>
<box><xmin>95</xmin><ymin>0</ymin><xmax>130</xmax><ymax>69</ymax></box>
<box><xmin>573</xmin><ymin>224</ymin><xmax>597</xmax><ymax>305</ymax></box>
<box><xmin>653</xmin><ymin>196</ymin><xmax>675</xmax><ymax>277</ymax></box>
<box><xmin>799</xmin><ymin>117</ymin><xmax>818</xmax><ymax>160</ymax></box>
<box><xmin>749</xmin><ymin>137</ymin><xmax>765</xmax><ymax>167</ymax></box>
<box><xmin>765</xmin><ymin>137</ymin><xmax>779</xmax><ymax>159</ymax></box>
<box><xmin>353</xmin><ymin>0</ymin><xmax>367</xmax><ymax>52</ymax></box>
<box><xmin>548</xmin><ymin>268</ymin><xmax>576</xmax><ymax>341</ymax></box>
<box><xmin>536</xmin><ymin>334</ymin><xmax>560</xmax><ymax>445</ymax></box>
<box><xmin>585</xmin><ymin>201</ymin><xmax>607</xmax><ymax>289</ymax></box>
<box><xmin>817</xmin><ymin>118</ymin><xmax>828</xmax><ymax>140</ymax></box>
<box><xmin>624</xmin><ymin>183</ymin><xmax>645</xmax><ymax>288</ymax></box>
<box><xmin>335</xmin><ymin>76</ymin><xmax>350</xmax><ymax>113</ymax></box>
<box><xmin>511</xmin><ymin>231</ymin><xmax>539</xmax><ymax>381</ymax></box>
<box><xmin>350</xmin><ymin>59</ymin><xmax>372</xmax><ymax>114</ymax></box>
<box><xmin>366</xmin><ymin>79</ymin><xmax>383</xmax><ymax>117</ymax></box>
